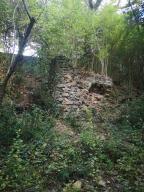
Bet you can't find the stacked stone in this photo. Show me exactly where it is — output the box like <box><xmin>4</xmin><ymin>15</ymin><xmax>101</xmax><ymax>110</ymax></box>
<box><xmin>54</xmin><ymin>66</ymin><xmax>113</xmax><ymax>115</ymax></box>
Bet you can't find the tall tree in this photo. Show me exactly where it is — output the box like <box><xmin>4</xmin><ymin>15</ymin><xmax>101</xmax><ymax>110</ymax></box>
<box><xmin>0</xmin><ymin>0</ymin><xmax>36</xmax><ymax>104</ymax></box>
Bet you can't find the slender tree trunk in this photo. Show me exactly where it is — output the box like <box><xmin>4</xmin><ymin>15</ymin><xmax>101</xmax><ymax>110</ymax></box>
<box><xmin>88</xmin><ymin>0</ymin><xmax>103</xmax><ymax>10</ymax></box>
<box><xmin>0</xmin><ymin>17</ymin><xmax>35</xmax><ymax>104</ymax></box>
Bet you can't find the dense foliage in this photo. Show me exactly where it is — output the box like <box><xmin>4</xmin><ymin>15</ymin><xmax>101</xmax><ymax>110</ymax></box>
<box><xmin>0</xmin><ymin>0</ymin><xmax>144</xmax><ymax>191</ymax></box>
<box><xmin>0</xmin><ymin>0</ymin><xmax>144</xmax><ymax>87</ymax></box>
<box><xmin>0</xmin><ymin>100</ymin><xmax>144</xmax><ymax>191</ymax></box>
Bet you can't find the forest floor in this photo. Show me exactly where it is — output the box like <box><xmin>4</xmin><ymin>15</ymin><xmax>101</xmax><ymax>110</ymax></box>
<box><xmin>52</xmin><ymin>86</ymin><xmax>143</xmax><ymax>191</ymax></box>
<box><xmin>0</xmin><ymin>67</ymin><xmax>144</xmax><ymax>191</ymax></box>
<box><xmin>18</xmin><ymin>70</ymin><xmax>144</xmax><ymax>191</ymax></box>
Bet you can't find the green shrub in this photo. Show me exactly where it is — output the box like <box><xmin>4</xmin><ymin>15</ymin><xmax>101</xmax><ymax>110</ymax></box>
<box><xmin>18</xmin><ymin>106</ymin><xmax>55</xmax><ymax>142</ymax></box>
<box><xmin>65</xmin><ymin>113</ymin><xmax>81</xmax><ymax>132</ymax></box>
<box><xmin>0</xmin><ymin>129</ymin><xmax>45</xmax><ymax>191</ymax></box>
<box><xmin>0</xmin><ymin>105</ymin><xmax>55</xmax><ymax>191</ymax></box>
<box><xmin>0</xmin><ymin>100</ymin><xmax>144</xmax><ymax>191</ymax></box>
<box><xmin>0</xmin><ymin>104</ymin><xmax>17</xmax><ymax>147</ymax></box>
<box><xmin>120</xmin><ymin>97</ymin><xmax>144</xmax><ymax>129</ymax></box>
<box><xmin>0</xmin><ymin>104</ymin><xmax>54</xmax><ymax>147</ymax></box>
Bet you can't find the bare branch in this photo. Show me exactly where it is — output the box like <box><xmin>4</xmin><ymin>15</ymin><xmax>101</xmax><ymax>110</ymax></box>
<box><xmin>11</xmin><ymin>2</ymin><xmax>20</xmax><ymax>65</ymax></box>
<box><xmin>88</xmin><ymin>0</ymin><xmax>103</xmax><ymax>10</ymax></box>
<box><xmin>22</xmin><ymin>0</ymin><xmax>32</xmax><ymax>20</ymax></box>
<box><xmin>0</xmin><ymin>0</ymin><xmax>36</xmax><ymax>104</ymax></box>
<box><xmin>93</xmin><ymin>0</ymin><xmax>103</xmax><ymax>10</ymax></box>
<box><xmin>88</xmin><ymin>0</ymin><xmax>94</xmax><ymax>9</ymax></box>
<box><xmin>117</xmin><ymin>0</ymin><xmax>121</xmax><ymax>7</ymax></box>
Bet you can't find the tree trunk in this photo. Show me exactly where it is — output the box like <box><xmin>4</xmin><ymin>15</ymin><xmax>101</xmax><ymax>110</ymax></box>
<box><xmin>88</xmin><ymin>0</ymin><xmax>103</xmax><ymax>10</ymax></box>
<box><xmin>0</xmin><ymin>17</ymin><xmax>35</xmax><ymax>104</ymax></box>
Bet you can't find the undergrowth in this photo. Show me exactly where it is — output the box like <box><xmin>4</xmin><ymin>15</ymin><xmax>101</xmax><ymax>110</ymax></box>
<box><xmin>0</xmin><ymin>97</ymin><xmax>144</xmax><ymax>191</ymax></box>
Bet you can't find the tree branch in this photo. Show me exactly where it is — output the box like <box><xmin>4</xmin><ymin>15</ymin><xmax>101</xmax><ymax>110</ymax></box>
<box><xmin>88</xmin><ymin>0</ymin><xmax>94</xmax><ymax>9</ymax></box>
<box><xmin>93</xmin><ymin>0</ymin><xmax>103</xmax><ymax>10</ymax></box>
<box><xmin>0</xmin><ymin>0</ymin><xmax>36</xmax><ymax>104</ymax></box>
<box><xmin>22</xmin><ymin>0</ymin><xmax>32</xmax><ymax>20</ymax></box>
<box><xmin>88</xmin><ymin>0</ymin><xmax>103</xmax><ymax>10</ymax></box>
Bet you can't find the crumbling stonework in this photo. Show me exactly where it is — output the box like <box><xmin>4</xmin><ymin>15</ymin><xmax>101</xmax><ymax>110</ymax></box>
<box><xmin>54</xmin><ymin>63</ymin><xmax>112</xmax><ymax>115</ymax></box>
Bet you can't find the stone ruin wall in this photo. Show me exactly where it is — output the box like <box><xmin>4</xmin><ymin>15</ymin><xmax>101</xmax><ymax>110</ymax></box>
<box><xmin>48</xmin><ymin>59</ymin><xmax>113</xmax><ymax>116</ymax></box>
